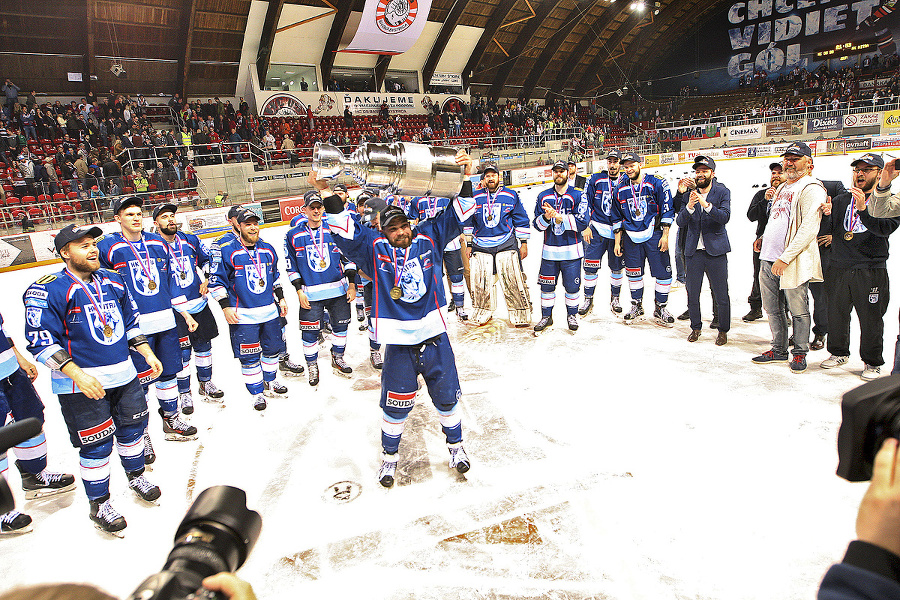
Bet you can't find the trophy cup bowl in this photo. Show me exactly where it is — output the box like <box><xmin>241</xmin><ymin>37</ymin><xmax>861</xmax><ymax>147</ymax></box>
<box><xmin>312</xmin><ymin>142</ymin><xmax>465</xmax><ymax>198</ymax></box>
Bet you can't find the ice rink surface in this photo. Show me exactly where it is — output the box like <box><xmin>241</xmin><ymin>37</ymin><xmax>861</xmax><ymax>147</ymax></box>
<box><xmin>0</xmin><ymin>152</ymin><xmax>896</xmax><ymax>599</ymax></box>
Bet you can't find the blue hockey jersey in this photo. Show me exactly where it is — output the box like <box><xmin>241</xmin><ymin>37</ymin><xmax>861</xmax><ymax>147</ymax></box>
<box><xmin>610</xmin><ymin>173</ymin><xmax>674</xmax><ymax>243</ymax></box>
<box><xmin>23</xmin><ymin>269</ymin><xmax>143</xmax><ymax>394</ymax></box>
<box><xmin>208</xmin><ymin>236</ymin><xmax>281</xmax><ymax>324</ymax></box>
<box><xmin>407</xmin><ymin>196</ymin><xmax>462</xmax><ymax>251</ymax></box>
<box><xmin>464</xmin><ymin>186</ymin><xmax>530</xmax><ymax>249</ymax></box>
<box><xmin>0</xmin><ymin>312</ymin><xmax>19</xmax><ymax>379</ymax></box>
<box><xmin>97</xmin><ymin>231</ymin><xmax>188</xmax><ymax>334</ymax></box>
<box><xmin>533</xmin><ymin>185</ymin><xmax>589</xmax><ymax>261</ymax></box>
<box><xmin>284</xmin><ymin>217</ymin><xmax>355</xmax><ymax>301</ymax></box>
<box><xmin>165</xmin><ymin>231</ymin><xmax>212</xmax><ymax>314</ymax></box>
<box><xmin>327</xmin><ymin>194</ymin><xmax>476</xmax><ymax>345</ymax></box>
<box><xmin>584</xmin><ymin>171</ymin><xmax>625</xmax><ymax>239</ymax></box>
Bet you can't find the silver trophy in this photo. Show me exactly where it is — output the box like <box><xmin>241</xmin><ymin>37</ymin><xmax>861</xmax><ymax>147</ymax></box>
<box><xmin>313</xmin><ymin>142</ymin><xmax>465</xmax><ymax>198</ymax></box>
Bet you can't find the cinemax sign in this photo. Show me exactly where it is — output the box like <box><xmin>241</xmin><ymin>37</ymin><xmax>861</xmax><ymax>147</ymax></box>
<box><xmin>726</xmin><ymin>124</ymin><xmax>761</xmax><ymax>141</ymax></box>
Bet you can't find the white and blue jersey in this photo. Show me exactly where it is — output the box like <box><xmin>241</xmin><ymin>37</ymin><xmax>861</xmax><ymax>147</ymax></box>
<box><xmin>407</xmin><ymin>196</ymin><xmax>462</xmax><ymax>251</ymax></box>
<box><xmin>23</xmin><ymin>269</ymin><xmax>143</xmax><ymax>394</ymax></box>
<box><xmin>284</xmin><ymin>217</ymin><xmax>355</xmax><ymax>301</ymax></box>
<box><xmin>611</xmin><ymin>173</ymin><xmax>674</xmax><ymax>243</ymax></box>
<box><xmin>0</xmin><ymin>313</ymin><xmax>19</xmax><ymax>379</ymax></box>
<box><xmin>464</xmin><ymin>186</ymin><xmax>530</xmax><ymax>250</ymax></box>
<box><xmin>585</xmin><ymin>171</ymin><xmax>625</xmax><ymax>239</ymax></box>
<box><xmin>209</xmin><ymin>236</ymin><xmax>281</xmax><ymax>324</ymax></box>
<box><xmin>533</xmin><ymin>185</ymin><xmax>589</xmax><ymax>261</ymax></box>
<box><xmin>97</xmin><ymin>231</ymin><xmax>188</xmax><ymax>334</ymax></box>
<box><xmin>166</xmin><ymin>231</ymin><xmax>212</xmax><ymax>314</ymax></box>
<box><xmin>327</xmin><ymin>194</ymin><xmax>476</xmax><ymax>345</ymax></box>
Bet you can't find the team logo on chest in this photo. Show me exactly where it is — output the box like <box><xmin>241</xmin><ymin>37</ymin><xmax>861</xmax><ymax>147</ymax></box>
<box><xmin>85</xmin><ymin>300</ymin><xmax>123</xmax><ymax>345</ymax></box>
<box><xmin>172</xmin><ymin>255</ymin><xmax>194</xmax><ymax>286</ymax></box>
<box><xmin>398</xmin><ymin>257</ymin><xmax>427</xmax><ymax>303</ymax></box>
<box><xmin>306</xmin><ymin>244</ymin><xmax>330</xmax><ymax>272</ymax></box>
<box><xmin>601</xmin><ymin>191</ymin><xmax>612</xmax><ymax>216</ymax></box>
<box><xmin>128</xmin><ymin>259</ymin><xmax>160</xmax><ymax>296</ymax></box>
<box><xmin>246</xmin><ymin>268</ymin><xmax>268</xmax><ymax>295</ymax></box>
<box><xmin>483</xmin><ymin>203</ymin><xmax>501</xmax><ymax>227</ymax></box>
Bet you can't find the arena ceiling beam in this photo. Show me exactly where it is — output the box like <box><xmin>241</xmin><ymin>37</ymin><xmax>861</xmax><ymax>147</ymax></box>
<box><xmin>547</xmin><ymin>4</ymin><xmax>624</xmax><ymax>96</ymax></box>
<box><xmin>320</xmin><ymin>0</ymin><xmax>362</xmax><ymax>89</ymax></box>
<box><xmin>375</xmin><ymin>54</ymin><xmax>391</xmax><ymax>92</ymax></box>
<box><xmin>256</xmin><ymin>0</ymin><xmax>287</xmax><ymax>87</ymax></box>
<box><xmin>422</xmin><ymin>0</ymin><xmax>471</xmax><ymax>92</ymax></box>
<box><xmin>461</xmin><ymin>0</ymin><xmax>520</xmax><ymax>93</ymax></box>
<box><xmin>573</xmin><ymin>10</ymin><xmax>646</xmax><ymax>97</ymax></box>
<box><xmin>177</xmin><ymin>0</ymin><xmax>199</xmax><ymax>101</ymax></box>
<box><xmin>521</xmin><ymin>0</ymin><xmax>599</xmax><ymax>101</ymax></box>
<box><xmin>487</xmin><ymin>0</ymin><xmax>567</xmax><ymax>101</ymax></box>
<box><xmin>84</xmin><ymin>0</ymin><xmax>97</xmax><ymax>96</ymax></box>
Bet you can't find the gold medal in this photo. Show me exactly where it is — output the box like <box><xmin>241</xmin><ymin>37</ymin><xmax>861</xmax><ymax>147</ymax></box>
<box><xmin>319</xmin><ymin>259</ymin><xmax>327</xmax><ymax>268</ymax></box>
<box><xmin>148</xmin><ymin>280</ymin><xmax>157</xmax><ymax>291</ymax></box>
<box><xmin>844</xmin><ymin>232</ymin><xmax>854</xmax><ymax>241</ymax></box>
<box><xmin>103</xmin><ymin>324</ymin><xmax>113</xmax><ymax>338</ymax></box>
<box><xmin>390</xmin><ymin>286</ymin><xmax>402</xmax><ymax>300</ymax></box>
<box><xmin>180</xmin><ymin>272</ymin><xmax>187</xmax><ymax>280</ymax></box>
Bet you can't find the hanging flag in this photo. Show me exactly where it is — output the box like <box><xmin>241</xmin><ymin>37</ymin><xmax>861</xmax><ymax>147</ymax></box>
<box><xmin>339</xmin><ymin>0</ymin><xmax>432</xmax><ymax>55</ymax></box>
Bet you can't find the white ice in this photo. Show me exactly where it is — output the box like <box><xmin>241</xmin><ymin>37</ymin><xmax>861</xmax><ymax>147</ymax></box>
<box><xmin>0</xmin><ymin>152</ymin><xmax>893</xmax><ymax>600</ymax></box>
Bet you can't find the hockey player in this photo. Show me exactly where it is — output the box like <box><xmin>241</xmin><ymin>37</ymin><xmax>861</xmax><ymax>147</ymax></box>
<box><xmin>464</xmin><ymin>162</ymin><xmax>532</xmax><ymax>326</ymax></box>
<box><xmin>533</xmin><ymin>160</ymin><xmax>590</xmax><ymax>333</ymax></box>
<box><xmin>153</xmin><ymin>204</ymin><xmax>224</xmax><ymax>413</ymax></box>
<box><xmin>284</xmin><ymin>193</ymin><xmax>356</xmax><ymax>386</ymax></box>
<box><xmin>24</xmin><ymin>224</ymin><xmax>163</xmax><ymax>534</ymax></box>
<box><xmin>311</xmin><ymin>149</ymin><xmax>475</xmax><ymax>488</ymax></box>
<box><xmin>0</xmin><ymin>311</ymin><xmax>76</xmax><ymax>534</ymax></box>
<box><xmin>97</xmin><ymin>196</ymin><xmax>198</xmax><ymax>462</ymax></box>
<box><xmin>580</xmin><ymin>149</ymin><xmax>625</xmax><ymax>316</ymax></box>
<box><xmin>209</xmin><ymin>209</ymin><xmax>289</xmax><ymax>411</ymax></box>
<box><xmin>612</xmin><ymin>151</ymin><xmax>676</xmax><ymax>326</ymax></box>
<box><xmin>406</xmin><ymin>194</ymin><xmax>469</xmax><ymax>320</ymax></box>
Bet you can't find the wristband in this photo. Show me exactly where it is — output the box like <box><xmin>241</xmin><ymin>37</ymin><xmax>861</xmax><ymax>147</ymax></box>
<box><xmin>218</xmin><ymin>297</ymin><xmax>231</xmax><ymax>310</ymax></box>
<box><xmin>274</xmin><ymin>286</ymin><xmax>285</xmax><ymax>301</ymax></box>
<box><xmin>128</xmin><ymin>334</ymin><xmax>149</xmax><ymax>350</ymax></box>
<box><xmin>45</xmin><ymin>349</ymin><xmax>73</xmax><ymax>371</ymax></box>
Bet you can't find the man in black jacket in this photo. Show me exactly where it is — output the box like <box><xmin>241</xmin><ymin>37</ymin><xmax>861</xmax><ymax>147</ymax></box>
<box><xmin>820</xmin><ymin>153</ymin><xmax>900</xmax><ymax>380</ymax></box>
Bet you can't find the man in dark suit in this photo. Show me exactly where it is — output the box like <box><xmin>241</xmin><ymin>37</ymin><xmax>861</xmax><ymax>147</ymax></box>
<box><xmin>675</xmin><ymin>155</ymin><xmax>732</xmax><ymax>345</ymax></box>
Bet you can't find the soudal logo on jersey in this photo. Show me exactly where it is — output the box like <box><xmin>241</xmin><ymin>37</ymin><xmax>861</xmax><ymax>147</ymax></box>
<box><xmin>375</xmin><ymin>0</ymin><xmax>418</xmax><ymax>34</ymax></box>
<box><xmin>179</xmin><ymin>336</ymin><xmax>191</xmax><ymax>349</ymax></box>
<box><xmin>240</xmin><ymin>342</ymin><xmax>261</xmax><ymax>355</ymax></box>
<box><xmin>299</xmin><ymin>320</ymin><xmax>319</xmax><ymax>331</ymax></box>
<box><xmin>138</xmin><ymin>367</ymin><xmax>156</xmax><ymax>385</ymax></box>
<box><xmin>78</xmin><ymin>418</ymin><xmax>115</xmax><ymax>445</ymax></box>
<box><xmin>385</xmin><ymin>390</ymin><xmax>416</xmax><ymax>409</ymax></box>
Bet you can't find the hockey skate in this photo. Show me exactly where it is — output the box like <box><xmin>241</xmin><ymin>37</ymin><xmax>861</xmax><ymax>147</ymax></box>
<box><xmin>378</xmin><ymin>453</ymin><xmax>398</xmax><ymax>488</ymax></box>
<box><xmin>0</xmin><ymin>511</ymin><xmax>33</xmax><ymax>535</ymax></box>
<box><xmin>456</xmin><ymin>307</ymin><xmax>469</xmax><ymax>322</ymax></box>
<box><xmin>623</xmin><ymin>301</ymin><xmax>644</xmax><ymax>324</ymax></box>
<box><xmin>179</xmin><ymin>392</ymin><xmax>194</xmax><ymax>415</ymax></box>
<box><xmin>370</xmin><ymin>349</ymin><xmax>383</xmax><ymax>370</ymax></box>
<box><xmin>17</xmin><ymin>461</ymin><xmax>76</xmax><ymax>500</ymax></box>
<box><xmin>198</xmin><ymin>380</ymin><xmax>225</xmax><ymax>402</ymax></box>
<box><xmin>355</xmin><ymin>303</ymin><xmax>366</xmax><ymax>322</ymax></box>
<box><xmin>263</xmin><ymin>379</ymin><xmax>288</xmax><ymax>398</ymax></box>
<box><xmin>610</xmin><ymin>296</ymin><xmax>623</xmax><ymax>315</ymax></box>
<box><xmin>448</xmin><ymin>443</ymin><xmax>471</xmax><ymax>474</ymax></box>
<box><xmin>567</xmin><ymin>314</ymin><xmax>579</xmax><ymax>331</ymax></box>
<box><xmin>307</xmin><ymin>361</ymin><xmax>320</xmax><ymax>387</ymax></box>
<box><xmin>653</xmin><ymin>301</ymin><xmax>675</xmax><ymax>328</ymax></box>
<box><xmin>127</xmin><ymin>470</ymin><xmax>161</xmax><ymax>503</ymax></box>
<box><xmin>143</xmin><ymin>429</ymin><xmax>156</xmax><ymax>466</ymax></box>
<box><xmin>578</xmin><ymin>296</ymin><xmax>594</xmax><ymax>316</ymax></box>
<box><xmin>89</xmin><ymin>494</ymin><xmax>126</xmax><ymax>535</ymax></box>
<box><xmin>279</xmin><ymin>354</ymin><xmax>305</xmax><ymax>377</ymax></box>
<box><xmin>447</xmin><ymin>297</ymin><xmax>456</xmax><ymax>313</ymax></box>
<box><xmin>533</xmin><ymin>315</ymin><xmax>553</xmax><ymax>336</ymax></box>
<box><xmin>159</xmin><ymin>408</ymin><xmax>198</xmax><ymax>441</ymax></box>
<box><xmin>332</xmin><ymin>353</ymin><xmax>353</xmax><ymax>378</ymax></box>
<box><xmin>252</xmin><ymin>394</ymin><xmax>267</xmax><ymax>411</ymax></box>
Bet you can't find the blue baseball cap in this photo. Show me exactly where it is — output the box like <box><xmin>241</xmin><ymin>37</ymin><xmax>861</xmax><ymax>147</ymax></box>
<box><xmin>620</xmin><ymin>151</ymin><xmax>642</xmax><ymax>164</ymax></box>
<box><xmin>692</xmin><ymin>155</ymin><xmax>716</xmax><ymax>171</ymax></box>
<box><xmin>781</xmin><ymin>142</ymin><xmax>812</xmax><ymax>157</ymax></box>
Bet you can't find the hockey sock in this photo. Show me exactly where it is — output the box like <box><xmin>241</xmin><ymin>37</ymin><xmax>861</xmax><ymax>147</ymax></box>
<box><xmin>450</xmin><ymin>275</ymin><xmax>465</xmax><ymax>307</ymax></box>
<box><xmin>79</xmin><ymin>440</ymin><xmax>113</xmax><ymax>500</ymax></box>
<box><xmin>626</xmin><ymin>269</ymin><xmax>644</xmax><ymax>301</ymax></box>
<box><xmin>279</xmin><ymin>325</ymin><xmax>288</xmax><ymax>359</ymax></box>
<box><xmin>241</xmin><ymin>360</ymin><xmax>264</xmax><ymax>395</ymax></box>
<box><xmin>301</xmin><ymin>328</ymin><xmax>319</xmax><ymax>363</ymax></box>
<box><xmin>583</xmin><ymin>262</ymin><xmax>599</xmax><ymax>299</ymax></box>
<box><xmin>369</xmin><ymin>337</ymin><xmax>380</xmax><ymax>351</ymax></box>
<box><xmin>355</xmin><ymin>286</ymin><xmax>364</xmax><ymax>308</ymax></box>
<box><xmin>13</xmin><ymin>430</ymin><xmax>47</xmax><ymax>474</ymax></box>
<box><xmin>611</xmin><ymin>269</ymin><xmax>623</xmax><ymax>297</ymax></box>
<box><xmin>540</xmin><ymin>289</ymin><xmax>556</xmax><ymax>317</ymax></box>
<box><xmin>261</xmin><ymin>354</ymin><xmax>279</xmax><ymax>383</ymax></box>
<box><xmin>177</xmin><ymin>344</ymin><xmax>192</xmax><ymax>394</ymax></box>
<box><xmin>381</xmin><ymin>411</ymin><xmax>408</xmax><ymax>455</ymax></box>
<box><xmin>436</xmin><ymin>404</ymin><xmax>463</xmax><ymax>445</ymax></box>
<box><xmin>565</xmin><ymin>291</ymin><xmax>580</xmax><ymax>315</ymax></box>
<box><xmin>194</xmin><ymin>342</ymin><xmax>213</xmax><ymax>383</ymax></box>
<box><xmin>330</xmin><ymin>327</ymin><xmax>347</xmax><ymax>356</ymax></box>
<box><xmin>114</xmin><ymin>423</ymin><xmax>145</xmax><ymax>473</ymax></box>
<box><xmin>155</xmin><ymin>376</ymin><xmax>179</xmax><ymax>416</ymax></box>
<box><xmin>655</xmin><ymin>277</ymin><xmax>672</xmax><ymax>304</ymax></box>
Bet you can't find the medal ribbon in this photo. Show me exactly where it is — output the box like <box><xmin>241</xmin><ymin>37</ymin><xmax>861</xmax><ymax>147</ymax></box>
<box><xmin>123</xmin><ymin>235</ymin><xmax>155</xmax><ymax>286</ymax></box>
<box><xmin>170</xmin><ymin>234</ymin><xmax>187</xmax><ymax>279</ymax></box>
<box><xmin>307</xmin><ymin>225</ymin><xmax>326</xmax><ymax>265</ymax></box>
<box><xmin>485</xmin><ymin>188</ymin><xmax>497</xmax><ymax>219</ymax></box>
<box><xmin>66</xmin><ymin>269</ymin><xmax>109</xmax><ymax>332</ymax></box>
<box><xmin>849</xmin><ymin>197</ymin><xmax>867</xmax><ymax>233</ymax></box>
<box><xmin>245</xmin><ymin>246</ymin><xmax>263</xmax><ymax>282</ymax></box>
<box><xmin>392</xmin><ymin>246</ymin><xmax>412</xmax><ymax>290</ymax></box>
<box><xmin>629</xmin><ymin>180</ymin><xmax>643</xmax><ymax>216</ymax></box>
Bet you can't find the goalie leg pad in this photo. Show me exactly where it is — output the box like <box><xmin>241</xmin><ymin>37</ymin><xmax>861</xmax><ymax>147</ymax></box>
<box><xmin>469</xmin><ymin>251</ymin><xmax>497</xmax><ymax>325</ymax></box>
<box><xmin>496</xmin><ymin>250</ymin><xmax>532</xmax><ymax>326</ymax></box>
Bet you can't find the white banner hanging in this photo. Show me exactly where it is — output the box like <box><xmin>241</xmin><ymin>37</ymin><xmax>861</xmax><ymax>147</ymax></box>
<box><xmin>339</xmin><ymin>0</ymin><xmax>432</xmax><ymax>55</ymax></box>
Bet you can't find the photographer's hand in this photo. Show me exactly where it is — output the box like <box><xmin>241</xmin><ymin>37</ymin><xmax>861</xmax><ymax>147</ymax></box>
<box><xmin>201</xmin><ymin>573</ymin><xmax>257</xmax><ymax>600</ymax></box>
<box><xmin>856</xmin><ymin>437</ymin><xmax>900</xmax><ymax>558</ymax></box>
